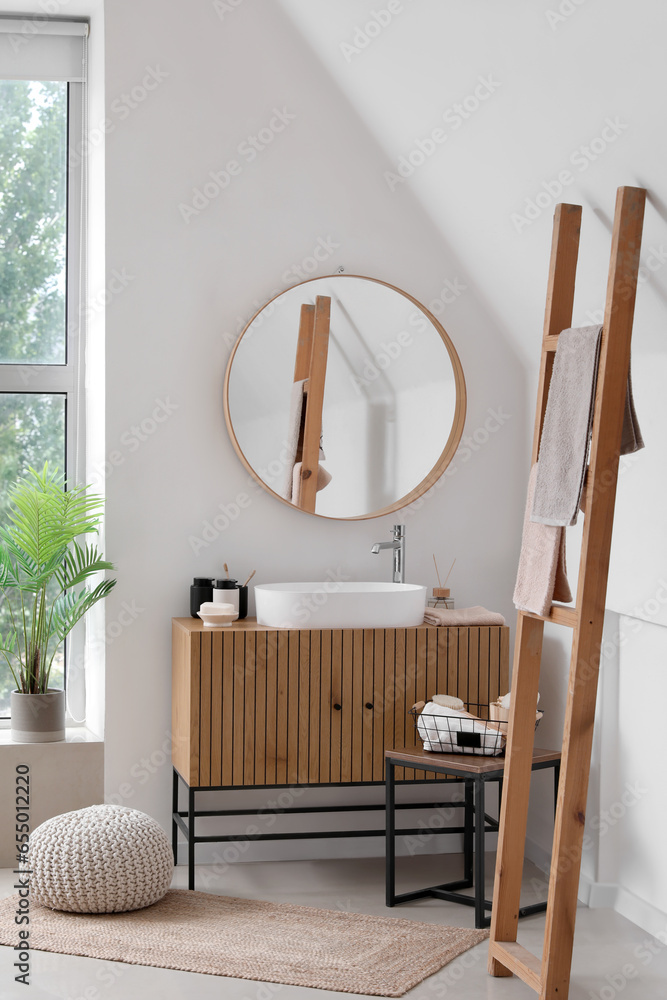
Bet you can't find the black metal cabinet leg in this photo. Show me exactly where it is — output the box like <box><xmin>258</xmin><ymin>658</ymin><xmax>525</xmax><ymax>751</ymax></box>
<box><xmin>188</xmin><ymin>786</ymin><xmax>196</xmax><ymax>891</ymax></box>
<box><xmin>474</xmin><ymin>777</ymin><xmax>486</xmax><ymax>929</ymax></box>
<box><xmin>172</xmin><ymin>769</ymin><xmax>179</xmax><ymax>864</ymax></box>
<box><xmin>554</xmin><ymin>762</ymin><xmax>560</xmax><ymax>815</ymax></box>
<box><xmin>463</xmin><ymin>780</ymin><xmax>473</xmax><ymax>884</ymax></box>
<box><xmin>385</xmin><ymin>761</ymin><xmax>396</xmax><ymax>906</ymax></box>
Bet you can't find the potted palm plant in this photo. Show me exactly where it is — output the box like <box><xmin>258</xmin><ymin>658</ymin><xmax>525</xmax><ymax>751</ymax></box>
<box><xmin>0</xmin><ymin>464</ymin><xmax>116</xmax><ymax>742</ymax></box>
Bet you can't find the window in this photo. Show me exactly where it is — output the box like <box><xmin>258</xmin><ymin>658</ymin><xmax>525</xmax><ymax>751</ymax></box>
<box><xmin>0</xmin><ymin>20</ymin><xmax>88</xmax><ymax>719</ymax></box>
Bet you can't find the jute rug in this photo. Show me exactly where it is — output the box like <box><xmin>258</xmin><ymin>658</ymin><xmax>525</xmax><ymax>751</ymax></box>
<box><xmin>0</xmin><ymin>889</ymin><xmax>487</xmax><ymax>996</ymax></box>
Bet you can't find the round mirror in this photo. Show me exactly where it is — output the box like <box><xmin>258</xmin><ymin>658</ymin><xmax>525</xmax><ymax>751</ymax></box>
<box><xmin>223</xmin><ymin>275</ymin><xmax>466</xmax><ymax>520</ymax></box>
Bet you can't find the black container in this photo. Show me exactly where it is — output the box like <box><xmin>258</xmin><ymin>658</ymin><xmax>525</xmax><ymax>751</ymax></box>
<box><xmin>190</xmin><ymin>577</ymin><xmax>214</xmax><ymax>618</ymax></box>
<box><xmin>237</xmin><ymin>585</ymin><xmax>248</xmax><ymax>620</ymax></box>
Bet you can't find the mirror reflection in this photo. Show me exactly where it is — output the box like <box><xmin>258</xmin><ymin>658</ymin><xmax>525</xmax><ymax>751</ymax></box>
<box><xmin>224</xmin><ymin>275</ymin><xmax>465</xmax><ymax>519</ymax></box>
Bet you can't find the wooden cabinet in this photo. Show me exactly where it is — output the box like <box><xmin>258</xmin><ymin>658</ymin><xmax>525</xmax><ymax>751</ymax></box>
<box><xmin>172</xmin><ymin>618</ymin><xmax>509</xmax><ymax>789</ymax></box>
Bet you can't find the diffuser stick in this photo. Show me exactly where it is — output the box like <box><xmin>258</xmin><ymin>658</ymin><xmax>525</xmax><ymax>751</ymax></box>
<box><xmin>432</xmin><ymin>554</ymin><xmax>442</xmax><ymax>588</ymax></box>
<box><xmin>443</xmin><ymin>558</ymin><xmax>456</xmax><ymax>586</ymax></box>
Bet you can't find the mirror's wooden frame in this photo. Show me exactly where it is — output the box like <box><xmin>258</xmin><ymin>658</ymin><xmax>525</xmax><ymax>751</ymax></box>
<box><xmin>223</xmin><ymin>274</ymin><xmax>467</xmax><ymax>521</ymax></box>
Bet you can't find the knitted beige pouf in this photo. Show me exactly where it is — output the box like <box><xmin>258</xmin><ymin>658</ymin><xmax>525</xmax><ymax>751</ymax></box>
<box><xmin>29</xmin><ymin>804</ymin><xmax>174</xmax><ymax>913</ymax></box>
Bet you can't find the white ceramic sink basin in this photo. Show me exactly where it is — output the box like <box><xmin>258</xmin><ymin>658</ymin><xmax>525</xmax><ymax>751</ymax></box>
<box><xmin>255</xmin><ymin>582</ymin><xmax>427</xmax><ymax>629</ymax></box>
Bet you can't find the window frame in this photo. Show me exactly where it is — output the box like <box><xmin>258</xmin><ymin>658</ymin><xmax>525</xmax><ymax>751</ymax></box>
<box><xmin>0</xmin><ymin>78</ymin><xmax>87</xmax><ymax>724</ymax></box>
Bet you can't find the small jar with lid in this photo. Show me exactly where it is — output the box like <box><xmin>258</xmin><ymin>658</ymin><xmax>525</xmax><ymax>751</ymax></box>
<box><xmin>213</xmin><ymin>579</ymin><xmax>239</xmax><ymax>616</ymax></box>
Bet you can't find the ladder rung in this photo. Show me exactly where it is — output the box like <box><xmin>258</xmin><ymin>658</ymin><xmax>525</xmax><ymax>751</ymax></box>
<box><xmin>543</xmin><ymin>334</ymin><xmax>560</xmax><ymax>351</ymax></box>
<box><xmin>523</xmin><ymin>604</ymin><xmax>578</xmax><ymax>627</ymax></box>
<box><xmin>490</xmin><ymin>941</ymin><xmax>542</xmax><ymax>992</ymax></box>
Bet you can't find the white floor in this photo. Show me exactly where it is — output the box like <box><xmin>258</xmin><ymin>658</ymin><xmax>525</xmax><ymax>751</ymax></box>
<box><xmin>1</xmin><ymin>854</ymin><xmax>666</xmax><ymax>999</ymax></box>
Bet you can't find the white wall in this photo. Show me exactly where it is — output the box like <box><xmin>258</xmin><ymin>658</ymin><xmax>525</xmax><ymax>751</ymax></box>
<box><xmin>576</xmin><ymin>612</ymin><xmax>667</xmax><ymax>937</ymax></box>
<box><xmin>102</xmin><ymin>0</ymin><xmax>667</xmax><ymax>898</ymax></box>
<box><xmin>103</xmin><ymin>0</ymin><xmax>523</xmax><ymax>834</ymax></box>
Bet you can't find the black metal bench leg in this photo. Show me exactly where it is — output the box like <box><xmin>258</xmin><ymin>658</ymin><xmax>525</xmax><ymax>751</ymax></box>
<box><xmin>385</xmin><ymin>761</ymin><xmax>396</xmax><ymax>906</ymax></box>
<box><xmin>464</xmin><ymin>780</ymin><xmax>473</xmax><ymax>884</ymax></box>
<box><xmin>172</xmin><ymin>768</ymin><xmax>179</xmax><ymax>864</ymax></box>
<box><xmin>474</xmin><ymin>777</ymin><xmax>486</xmax><ymax>928</ymax></box>
<box><xmin>188</xmin><ymin>785</ymin><xmax>196</xmax><ymax>891</ymax></box>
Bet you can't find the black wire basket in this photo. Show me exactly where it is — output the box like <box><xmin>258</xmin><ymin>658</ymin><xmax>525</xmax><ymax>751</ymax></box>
<box><xmin>410</xmin><ymin>702</ymin><xmax>543</xmax><ymax>757</ymax></box>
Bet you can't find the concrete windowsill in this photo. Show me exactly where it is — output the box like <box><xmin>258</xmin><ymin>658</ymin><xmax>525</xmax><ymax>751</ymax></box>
<box><xmin>0</xmin><ymin>726</ymin><xmax>103</xmax><ymax>746</ymax></box>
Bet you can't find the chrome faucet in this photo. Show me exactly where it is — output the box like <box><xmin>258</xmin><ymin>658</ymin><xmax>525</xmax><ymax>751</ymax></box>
<box><xmin>371</xmin><ymin>524</ymin><xmax>405</xmax><ymax>584</ymax></box>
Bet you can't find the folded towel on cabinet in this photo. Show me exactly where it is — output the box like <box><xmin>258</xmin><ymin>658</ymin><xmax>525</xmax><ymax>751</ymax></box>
<box><xmin>532</xmin><ymin>325</ymin><xmax>644</xmax><ymax>527</ymax></box>
<box><xmin>514</xmin><ymin>463</ymin><xmax>573</xmax><ymax>616</ymax></box>
<box><xmin>423</xmin><ymin>606</ymin><xmax>505</xmax><ymax>627</ymax></box>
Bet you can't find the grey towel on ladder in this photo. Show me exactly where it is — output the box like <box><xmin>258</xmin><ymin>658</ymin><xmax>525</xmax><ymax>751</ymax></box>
<box><xmin>531</xmin><ymin>325</ymin><xmax>644</xmax><ymax>527</ymax></box>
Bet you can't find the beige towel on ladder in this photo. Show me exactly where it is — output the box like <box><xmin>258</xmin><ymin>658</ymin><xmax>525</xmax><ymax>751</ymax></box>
<box><xmin>532</xmin><ymin>325</ymin><xmax>644</xmax><ymax>527</ymax></box>
<box><xmin>514</xmin><ymin>463</ymin><xmax>573</xmax><ymax>616</ymax></box>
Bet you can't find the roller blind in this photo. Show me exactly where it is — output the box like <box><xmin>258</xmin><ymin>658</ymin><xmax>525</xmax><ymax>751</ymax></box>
<box><xmin>0</xmin><ymin>18</ymin><xmax>88</xmax><ymax>81</ymax></box>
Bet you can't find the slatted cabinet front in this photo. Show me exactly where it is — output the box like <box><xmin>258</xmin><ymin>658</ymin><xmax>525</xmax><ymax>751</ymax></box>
<box><xmin>172</xmin><ymin>620</ymin><xmax>509</xmax><ymax>789</ymax></box>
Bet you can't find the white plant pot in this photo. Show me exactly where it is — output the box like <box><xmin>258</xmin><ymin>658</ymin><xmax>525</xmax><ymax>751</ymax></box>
<box><xmin>11</xmin><ymin>689</ymin><xmax>66</xmax><ymax>743</ymax></box>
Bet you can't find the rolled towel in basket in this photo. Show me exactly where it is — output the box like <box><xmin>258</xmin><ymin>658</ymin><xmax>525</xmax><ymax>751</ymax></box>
<box><xmin>417</xmin><ymin>701</ymin><xmax>506</xmax><ymax>756</ymax></box>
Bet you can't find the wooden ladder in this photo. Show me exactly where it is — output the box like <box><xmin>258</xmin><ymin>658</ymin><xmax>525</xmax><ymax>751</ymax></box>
<box><xmin>488</xmin><ymin>186</ymin><xmax>646</xmax><ymax>999</ymax></box>
<box><xmin>293</xmin><ymin>294</ymin><xmax>331</xmax><ymax>513</ymax></box>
